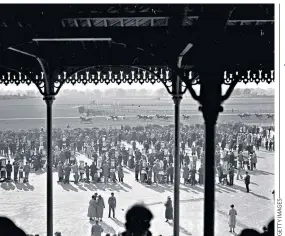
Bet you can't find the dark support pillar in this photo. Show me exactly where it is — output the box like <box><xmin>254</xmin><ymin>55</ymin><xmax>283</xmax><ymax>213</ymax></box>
<box><xmin>203</xmin><ymin>121</ymin><xmax>217</xmax><ymax>236</ymax></box>
<box><xmin>172</xmin><ymin>76</ymin><xmax>183</xmax><ymax>236</ymax></box>
<box><xmin>200</xmin><ymin>80</ymin><xmax>222</xmax><ymax>236</ymax></box>
<box><xmin>43</xmin><ymin>95</ymin><xmax>55</xmax><ymax>236</ymax></box>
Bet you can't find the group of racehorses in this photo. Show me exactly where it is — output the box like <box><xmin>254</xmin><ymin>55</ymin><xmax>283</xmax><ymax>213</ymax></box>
<box><xmin>238</xmin><ymin>113</ymin><xmax>274</xmax><ymax>120</ymax></box>
<box><xmin>137</xmin><ymin>114</ymin><xmax>191</xmax><ymax>121</ymax></box>
<box><xmin>79</xmin><ymin>113</ymin><xmax>192</xmax><ymax>123</ymax></box>
<box><xmin>80</xmin><ymin>112</ymin><xmax>273</xmax><ymax>123</ymax></box>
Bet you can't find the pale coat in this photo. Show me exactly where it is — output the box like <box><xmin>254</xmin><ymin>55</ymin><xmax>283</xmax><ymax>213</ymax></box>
<box><xmin>88</xmin><ymin>199</ymin><xmax>97</xmax><ymax>218</ymax></box>
<box><xmin>228</xmin><ymin>208</ymin><xmax>237</xmax><ymax>228</ymax></box>
<box><xmin>96</xmin><ymin>197</ymin><xmax>105</xmax><ymax>218</ymax></box>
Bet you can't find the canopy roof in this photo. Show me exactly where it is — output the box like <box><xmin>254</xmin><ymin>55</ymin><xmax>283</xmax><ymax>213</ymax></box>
<box><xmin>0</xmin><ymin>4</ymin><xmax>274</xmax><ymax>91</ymax></box>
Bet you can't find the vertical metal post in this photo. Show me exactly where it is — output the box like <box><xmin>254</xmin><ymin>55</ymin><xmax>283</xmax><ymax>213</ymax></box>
<box><xmin>44</xmin><ymin>95</ymin><xmax>55</xmax><ymax>236</ymax></box>
<box><xmin>200</xmin><ymin>80</ymin><xmax>221</xmax><ymax>236</ymax></box>
<box><xmin>204</xmin><ymin>121</ymin><xmax>216</xmax><ymax>236</ymax></box>
<box><xmin>172</xmin><ymin>76</ymin><xmax>182</xmax><ymax>236</ymax></box>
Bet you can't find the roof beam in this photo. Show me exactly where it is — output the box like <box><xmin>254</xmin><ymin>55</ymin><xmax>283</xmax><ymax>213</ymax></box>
<box><xmin>0</xmin><ymin>25</ymin><xmax>273</xmax><ymax>49</ymax></box>
<box><xmin>87</xmin><ymin>19</ymin><xmax>92</xmax><ymax>27</ymax></box>
<box><xmin>61</xmin><ymin>17</ymin><xmax>273</xmax><ymax>27</ymax></box>
<box><xmin>61</xmin><ymin>20</ymin><xmax>66</xmax><ymax>27</ymax></box>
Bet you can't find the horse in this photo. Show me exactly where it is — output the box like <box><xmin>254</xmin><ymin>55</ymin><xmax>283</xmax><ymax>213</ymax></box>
<box><xmin>137</xmin><ymin>115</ymin><xmax>153</xmax><ymax>120</ymax></box>
<box><xmin>137</xmin><ymin>114</ymin><xmax>146</xmax><ymax>119</ymax></box>
<box><xmin>267</xmin><ymin>114</ymin><xmax>274</xmax><ymax>119</ymax></box>
<box><xmin>107</xmin><ymin>115</ymin><xmax>119</xmax><ymax>121</ymax></box>
<box><xmin>119</xmin><ymin>115</ymin><xmax>125</xmax><ymax>120</ymax></box>
<box><xmin>163</xmin><ymin>115</ymin><xmax>171</xmax><ymax>120</ymax></box>
<box><xmin>238</xmin><ymin>113</ymin><xmax>251</xmax><ymax>119</ymax></box>
<box><xmin>255</xmin><ymin>113</ymin><xmax>264</xmax><ymax>120</ymax></box>
<box><xmin>182</xmin><ymin>114</ymin><xmax>191</xmax><ymax>120</ymax></box>
<box><xmin>79</xmin><ymin>116</ymin><xmax>92</xmax><ymax>124</ymax></box>
<box><xmin>156</xmin><ymin>114</ymin><xmax>165</xmax><ymax>119</ymax></box>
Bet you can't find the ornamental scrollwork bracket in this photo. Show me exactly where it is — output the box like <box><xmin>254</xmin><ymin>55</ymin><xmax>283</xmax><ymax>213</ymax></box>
<box><xmin>53</xmin><ymin>66</ymin><xmax>188</xmax><ymax>96</ymax></box>
<box><xmin>178</xmin><ymin>68</ymin><xmax>275</xmax><ymax>104</ymax></box>
<box><xmin>0</xmin><ymin>68</ymin><xmax>47</xmax><ymax>96</ymax></box>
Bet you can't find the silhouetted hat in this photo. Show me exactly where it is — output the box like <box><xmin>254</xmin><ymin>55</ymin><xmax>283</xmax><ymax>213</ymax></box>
<box><xmin>125</xmin><ymin>204</ymin><xmax>153</xmax><ymax>223</ymax></box>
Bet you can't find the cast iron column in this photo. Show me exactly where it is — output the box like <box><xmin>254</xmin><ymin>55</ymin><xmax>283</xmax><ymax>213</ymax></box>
<box><xmin>172</xmin><ymin>76</ymin><xmax>183</xmax><ymax>236</ymax></box>
<box><xmin>200</xmin><ymin>78</ymin><xmax>222</xmax><ymax>236</ymax></box>
<box><xmin>43</xmin><ymin>95</ymin><xmax>55</xmax><ymax>236</ymax></box>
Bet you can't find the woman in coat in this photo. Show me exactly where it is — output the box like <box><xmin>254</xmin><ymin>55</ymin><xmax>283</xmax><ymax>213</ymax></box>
<box><xmin>182</xmin><ymin>163</ymin><xmax>189</xmax><ymax>185</ymax></box>
<box><xmin>57</xmin><ymin>162</ymin><xmax>64</xmax><ymax>183</ymax></box>
<box><xmin>251</xmin><ymin>151</ymin><xmax>257</xmax><ymax>169</ymax></box>
<box><xmin>73</xmin><ymin>162</ymin><xmax>79</xmax><ymax>184</ymax></box>
<box><xmin>164</xmin><ymin>196</ymin><xmax>173</xmax><ymax>222</ymax></box>
<box><xmin>117</xmin><ymin>165</ymin><xmax>124</xmax><ymax>182</ymax></box>
<box><xmin>88</xmin><ymin>195</ymin><xmax>97</xmax><ymax>221</ymax></box>
<box><xmin>228</xmin><ymin>204</ymin><xmax>237</xmax><ymax>233</ymax></box>
<box><xmin>96</xmin><ymin>195</ymin><xmax>105</xmax><ymax>221</ymax></box>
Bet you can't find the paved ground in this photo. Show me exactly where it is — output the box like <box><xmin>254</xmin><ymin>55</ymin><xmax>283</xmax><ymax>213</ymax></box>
<box><xmin>0</xmin><ymin>148</ymin><xmax>274</xmax><ymax>236</ymax></box>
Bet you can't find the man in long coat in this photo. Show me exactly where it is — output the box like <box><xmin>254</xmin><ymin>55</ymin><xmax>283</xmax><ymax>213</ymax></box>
<box><xmin>164</xmin><ymin>196</ymin><xmax>173</xmax><ymax>222</ymax></box>
<box><xmin>73</xmin><ymin>162</ymin><xmax>79</xmax><ymax>184</ymax></box>
<box><xmin>13</xmin><ymin>161</ymin><xmax>19</xmax><ymax>182</ymax></box>
<box><xmin>6</xmin><ymin>161</ymin><xmax>12</xmax><ymax>181</ymax></box>
<box><xmin>90</xmin><ymin>162</ymin><xmax>97</xmax><ymax>181</ymax></box>
<box><xmin>64</xmin><ymin>164</ymin><xmax>71</xmax><ymax>184</ymax></box>
<box><xmin>85</xmin><ymin>163</ymin><xmax>90</xmax><ymax>182</ymax></box>
<box><xmin>166</xmin><ymin>163</ymin><xmax>173</xmax><ymax>184</ymax></box>
<box><xmin>108</xmin><ymin>192</ymin><xmax>116</xmax><ymax>218</ymax></box>
<box><xmin>244</xmin><ymin>172</ymin><xmax>251</xmax><ymax>193</ymax></box>
<box><xmin>23</xmin><ymin>162</ymin><xmax>30</xmax><ymax>182</ymax></box>
<box><xmin>102</xmin><ymin>163</ymin><xmax>109</xmax><ymax>184</ymax></box>
<box><xmin>57</xmin><ymin>162</ymin><xmax>64</xmax><ymax>183</ymax></box>
<box><xmin>152</xmin><ymin>162</ymin><xmax>159</xmax><ymax>183</ymax></box>
<box><xmin>182</xmin><ymin>163</ymin><xmax>189</xmax><ymax>185</ymax></box>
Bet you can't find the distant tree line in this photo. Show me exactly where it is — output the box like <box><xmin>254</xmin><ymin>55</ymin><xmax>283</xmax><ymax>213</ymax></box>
<box><xmin>0</xmin><ymin>94</ymin><xmax>37</xmax><ymax>100</ymax></box>
<box><xmin>58</xmin><ymin>87</ymin><xmax>274</xmax><ymax>98</ymax></box>
<box><xmin>0</xmin><ymin>87</ymin><xmax>274</xmax><ymax>99</ymax></box>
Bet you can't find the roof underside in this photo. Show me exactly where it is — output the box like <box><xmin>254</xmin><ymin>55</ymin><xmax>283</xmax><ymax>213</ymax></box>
<box><xmin>0</xmin><ymin>4</ymin><xmax>274</xmax><ymax>79</ymax></box>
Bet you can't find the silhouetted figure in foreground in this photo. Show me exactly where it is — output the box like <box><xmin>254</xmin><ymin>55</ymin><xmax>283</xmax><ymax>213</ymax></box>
<box><xmin>0</xmin><ymin>217</ymin><xmax>27</xmax><ymax>236</ymax></box>
<box><xmin>120</xmin><ymin>204</ymin><xmax>153</xmax><ymax>236</ymax></box>
<box><xmin>239</xmin><ymin>219</ymin><xmax>274</xmax><ymax>236</ymax></box>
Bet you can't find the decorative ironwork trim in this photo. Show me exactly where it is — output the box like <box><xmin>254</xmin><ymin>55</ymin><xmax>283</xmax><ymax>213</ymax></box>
<box><xmin>0</xmin><ymin>68</ymin><xmax>274</xmax><ymax>96</ymax></box>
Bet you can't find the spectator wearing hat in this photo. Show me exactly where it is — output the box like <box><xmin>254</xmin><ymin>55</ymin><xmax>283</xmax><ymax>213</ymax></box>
<box><xmin>164</xmin><ymin>196</ymin><xmax>173</xmax><ymax>223</ymax></box>
<box><xmin>121</xmin><ymin>204</ymin><xmax>153</xmax><ymax>236</ymax></box>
